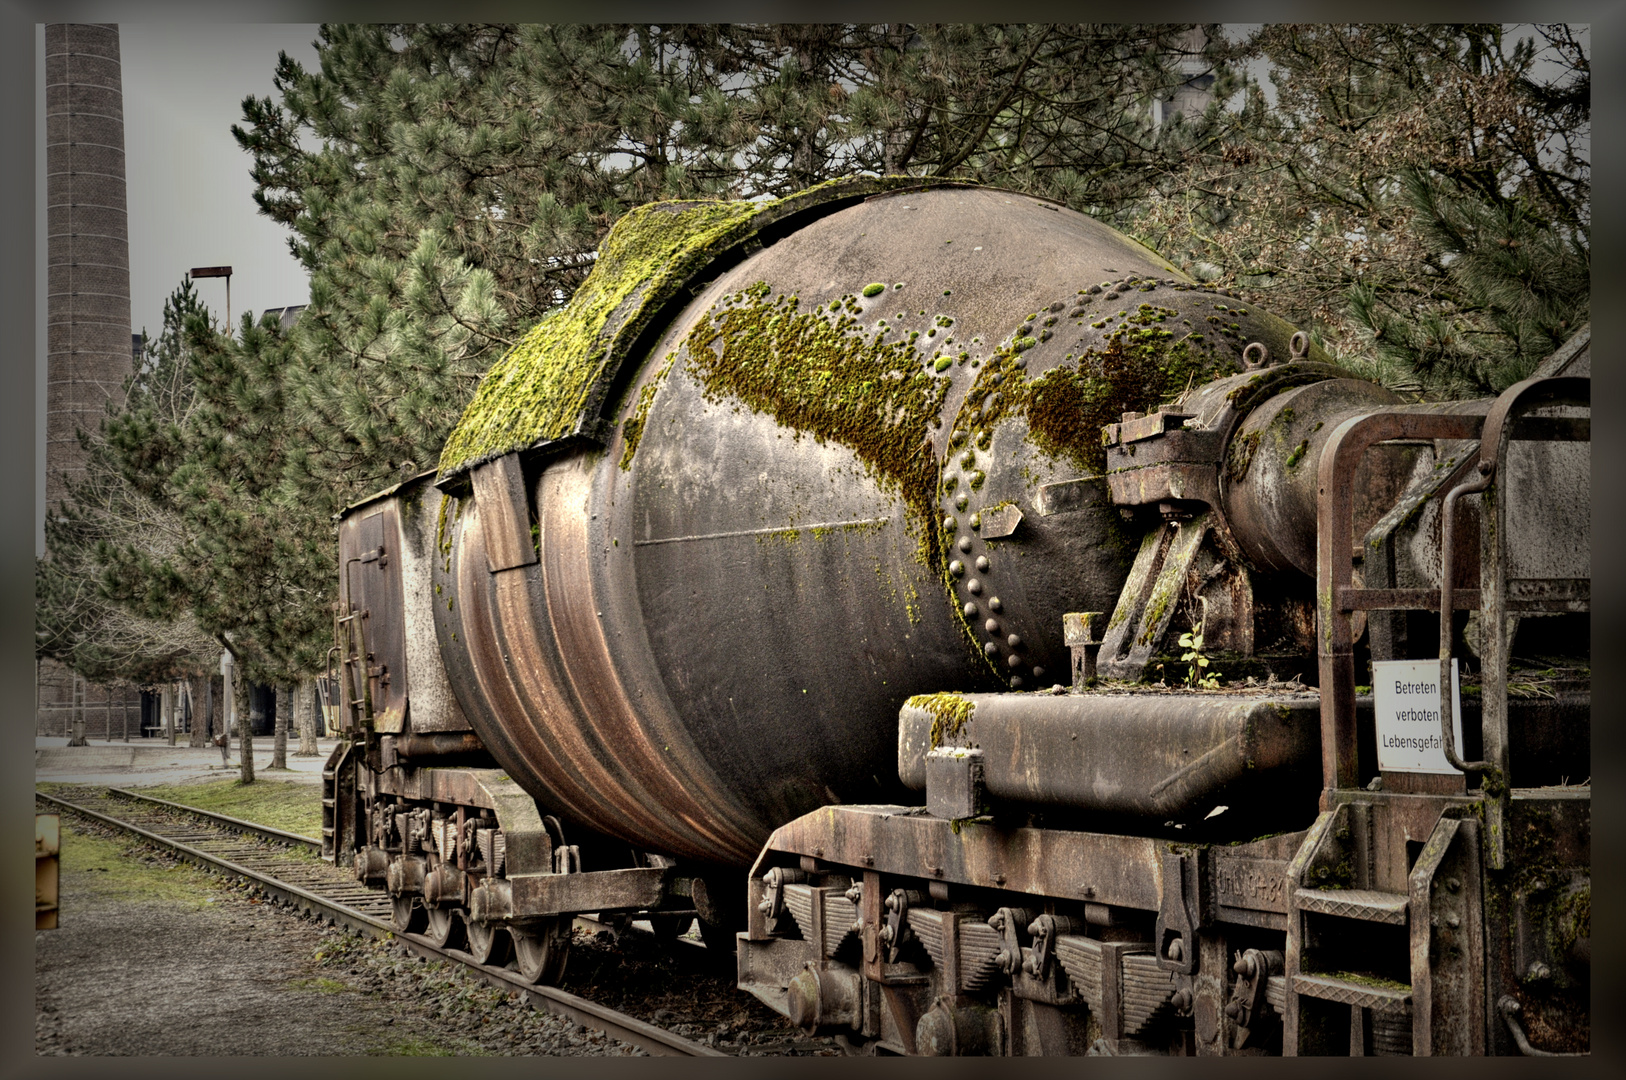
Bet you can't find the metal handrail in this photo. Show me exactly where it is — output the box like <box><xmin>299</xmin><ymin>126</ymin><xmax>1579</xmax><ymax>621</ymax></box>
<box><xmin>1437</xmin><ymin>376</ymin><xmax>1590</xmax><ymax>776</ymax></box>
<box><xmin>1314</xmin><ymin>410</ymin><xmax>1483</xmax><ymax>794</ymax></box>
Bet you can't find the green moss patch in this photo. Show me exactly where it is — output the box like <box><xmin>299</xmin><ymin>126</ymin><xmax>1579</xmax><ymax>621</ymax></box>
<box><xmin>438</xmin><ymin>176</ymin><xmax>959</xmax><ymax>480</ymax></box>
<box><xmin>908</xmin><ymin>691</ymin><xmax>976</xmax><ymax>748</ymax></box>
<box><xmin>682</xmin><ymin>281</ymin><xmax>953</xmax><ymax>561</ymax></box>
<box><xmin>617</xmin><ymin>350</ymin><xmax>679</xmax><ymax>470</ymax></box>
<box><xmin>950</xmin><ymin>311</ymin><xmax>1235</xmax><ymax>478</ymax></box>
<box><xmin>440</xmin><ymin>199</ymin><xmax>765</xmax><ymax>475</ymax></box>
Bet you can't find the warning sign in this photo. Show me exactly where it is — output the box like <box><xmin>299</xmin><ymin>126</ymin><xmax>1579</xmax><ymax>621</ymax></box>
<box><xmin>1373</xmin><ymin>659</ymin><xmax>1463</xmax><ymax>773</ymax></box>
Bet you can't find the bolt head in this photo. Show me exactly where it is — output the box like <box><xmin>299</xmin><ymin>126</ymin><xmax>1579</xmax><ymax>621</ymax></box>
<box><xmin>1167</xmin><ymin>938</ymin><xmax>1184</xmax><ymax>962</ymax></box>
<box><xmin>975</xmin><ymin>555</ymin><xmax>990</xmax><ymax>572</ymax></box>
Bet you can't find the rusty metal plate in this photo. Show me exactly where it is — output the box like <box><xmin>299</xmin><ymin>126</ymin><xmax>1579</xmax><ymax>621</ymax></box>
<box><xmin>1212</xmin><ymin>854</ymin><xmax>1291</xmax><ymax>922</ymax></box>
<box><xmin>978</xmin><ymin>503</ymin><xmax>1023</xmax><ymax>539</ymax></box>
<box><xmin>756</xmin><ymin>804</ymin><xmax>1168</xmax><ymax>913</ymax></box>
<box><xmin>509</xmin><ymin>866</ymin><xmax>671</xmax><ymax>917</ymax></box>
<box><xmin>338</xmin><ymin>503</ymin><xmax>409</xmax><ymax>732</ymax></box>
<box><xmin>470</xmin><ymin>452</ymin><xmax>538</xmax><ymax>573</ymax></box>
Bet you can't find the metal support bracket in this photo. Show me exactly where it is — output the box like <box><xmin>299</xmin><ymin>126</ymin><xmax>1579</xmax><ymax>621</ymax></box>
<box><xmin>1155</xmin><ymin>850</ymin><xmax>1203</xmax><ymax>975</ymax></box>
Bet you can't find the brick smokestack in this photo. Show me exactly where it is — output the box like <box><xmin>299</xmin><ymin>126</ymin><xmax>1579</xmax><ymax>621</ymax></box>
<box><xmin>45</xmin><ymin>23</ymin><xmax>132</xmax><ymax>514</ymax></box>
<box><xmin>41</xmin><ymin>24</ymin><xmax>138</xmax><ymax>742</ymax></box>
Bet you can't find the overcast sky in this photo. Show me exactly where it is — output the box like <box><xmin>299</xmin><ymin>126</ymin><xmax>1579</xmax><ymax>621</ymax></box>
<box><xmin>35</xmin><ymin>22</ymin><xmax>322</xmax><ymax>554</ymax></box>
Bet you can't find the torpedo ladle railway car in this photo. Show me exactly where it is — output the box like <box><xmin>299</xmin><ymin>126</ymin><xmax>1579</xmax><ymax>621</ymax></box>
<box><xmin>327</xmin><ymin>177</ymin><xmax>1590</xmax><ymax>1056</ymax></box>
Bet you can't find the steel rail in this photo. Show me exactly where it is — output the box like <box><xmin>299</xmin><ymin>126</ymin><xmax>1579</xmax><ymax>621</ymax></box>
<box><xmin>104</xmin><ymin>786</ymin><xmax>323</xmax><ymax>851</ymax></box>
<box><xmin>35</xmin><ymin>789</ymin><xmax>725</xmax><ymax>1058</ymax></box>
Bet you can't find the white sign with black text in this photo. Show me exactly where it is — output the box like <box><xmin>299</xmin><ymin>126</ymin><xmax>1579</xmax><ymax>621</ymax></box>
<box><xmin>1373</xmin><ymin>659</ymin><xmax>1463</xmax><ymax>773</ymax></box>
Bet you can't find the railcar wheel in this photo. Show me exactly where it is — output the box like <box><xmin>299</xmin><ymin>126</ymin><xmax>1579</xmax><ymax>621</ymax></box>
<box><xmin>426</xmin><ymin>905</ymin><xmax>466</xmax><ymax>950</ymax></box>
<box><xmin>465</xmin><ymin>919</ymin><xmax>511</xmax><ymax>966</ymax></box>
<box><xmin>392</xmin><ymin>896</ymin><xmax>427</xmax><ymax>934</ymax></box>
<box><xmin>512</xmin><ymin>916</ymin><xmax>571</xmax><ymax>985</ymax></box>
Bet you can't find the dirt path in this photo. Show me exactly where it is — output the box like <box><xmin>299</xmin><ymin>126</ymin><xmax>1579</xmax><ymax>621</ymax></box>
<box><xmin>35</xmin><ymin>819</ymin><xmax>642</xmax><ymax>1056</ymax></box>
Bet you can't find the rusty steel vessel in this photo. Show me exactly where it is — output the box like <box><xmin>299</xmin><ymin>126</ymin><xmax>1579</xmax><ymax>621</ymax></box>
<box><xmin>327</xmin><ymin>177</ymin><xmax>1590</xmax><ymax>1055</ymax></box>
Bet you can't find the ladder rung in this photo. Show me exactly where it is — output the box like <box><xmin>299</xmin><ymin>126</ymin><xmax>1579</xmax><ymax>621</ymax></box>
<box><xmin>1295</xmin><ymin>887</ymin><xmax>1408</xmax><ymax>925</ymax></box>
<box><xmin>1293</xmin><ymin>973</ymin><xmax>1411</xmax><ymax>1012</ymax></box>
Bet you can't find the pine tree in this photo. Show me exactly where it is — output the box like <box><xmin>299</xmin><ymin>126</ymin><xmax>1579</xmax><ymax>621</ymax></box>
<box><xmin>1134</xmin><ymin>24</ymin><xmax>1588</xmax><ymax>396</ymax></box>
<box><xmin>94</xmin><ymin>287</ymin><xmax>331</xmax><ymax>782</ymax></box>
<box><xmin>233</xmin><ymin>24</ymin><xmax>1206</xmax><ymax>515</ymax></box>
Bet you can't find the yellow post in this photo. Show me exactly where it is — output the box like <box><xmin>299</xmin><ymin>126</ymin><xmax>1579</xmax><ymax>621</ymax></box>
<box><xmin>36</xmin><ymin>814</ymin><xmax>60</xmax><ymax>930</ymax></box>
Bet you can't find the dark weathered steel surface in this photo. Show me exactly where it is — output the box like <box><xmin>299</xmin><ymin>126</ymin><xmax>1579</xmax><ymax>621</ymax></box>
<box><xmin>754</xmin><ymin>804</ymin><xmax>1169</xmax><ymax>913</ymax></box>
<box><xmin>1408</xmin><ymin>815</ymin><xmax>1485</xmax><ymax>1056</ymax></box>
<box><xmin>1225</xmin><ymin>379</ymin><xmax>1418</xmax><ymax>578</ymax></box>
<box><xmin>425</xmin><ymin>186</ymin><xmax>1313</xmax><ymax>865</ymax></box>
<box><xmin>899</xmin><ymin>692</ymin><xmax>1321</xmax><ymax>818</ymax></box>
<box><xmin>362</xmin><ymin>766</ymin><xmax>551</xmax><ymax>876</ymax></box>
<box><xmin>469</xmin><ymin>453</ymin><xmax>538</xmax><ymax>572</ymax></box>
<box><xmin>510</xmin><ymin>866</ymin><xmax>672</xmax><ymax>917</ymax></box>
<box><xmin>338</xmin><ymin>502</ymin><xmax>410</xmax><ymax>731</ymax></box>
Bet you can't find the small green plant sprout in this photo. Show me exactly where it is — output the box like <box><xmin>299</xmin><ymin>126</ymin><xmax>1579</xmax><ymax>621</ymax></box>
<box><xmin>1179</xmin><ymin>600</ymin><xmax>1223</xmax><ymax>689</ymax></box>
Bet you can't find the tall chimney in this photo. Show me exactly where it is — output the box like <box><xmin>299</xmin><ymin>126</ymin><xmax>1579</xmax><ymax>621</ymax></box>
<box><xmin>41</xmin><ymin>24</ymin><xmax>135</xmax><ymax>743</ymax></box>
<box><xmin>45</xmin><ymin>23</ymin><xmax>132</xmax><ymax>513</ymax></box>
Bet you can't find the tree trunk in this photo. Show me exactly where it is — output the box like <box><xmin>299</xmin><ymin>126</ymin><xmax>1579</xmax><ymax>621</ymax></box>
<box><xmin>295</xmin><ymin>676</ymin><xmax>319</xmax><ymax>756</ymax></box>
<box><xmin>235</xmin><ymin>667</ymin><xmax>255</xmax><ymax>784</ymax></box>
<box><xmin>165</xmin><ymin>683</ymin><xmax>177</xmax><ymax>746</ymax></box>
<box><xmin>67</xmin><ymin>675</ymin><xmax>87</xmax><ymax>746</ymax></box>
<box><xmin>271</xmin><ymin>683</ymin><xmax>290</xmax><ymax>769</ymax></box>
<box><xmin>186</xmin><ymin>677</ymin><xmax>208</xmax><ymax>747</ymax></box>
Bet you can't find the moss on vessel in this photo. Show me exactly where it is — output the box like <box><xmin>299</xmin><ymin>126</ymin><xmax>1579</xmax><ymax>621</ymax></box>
<box><xmin>438</xmin><ymin>176</ymin><xmax>952</xmax><ymax>480</ymax></box>
<box><xmin>618</xmin><ymin>350</ymin><xmax>679</xmax><ymax>470</ymax></box>
<box><xmin>439</xmin><ymin>199</ymin><xmax>766</xmax><ymax>476</ymax></box>
<box><xmin>909</xmin><ymin>691</ymin><xmax>976</xmax><ymax>748</ymax></box>
<box><xmin>948</xmin><ymin>310</ymin><xmax>1236</xmax><ymax>478</ymax></box>
<box><xmin>681</xmin><ymin>281</ymin><xmax>954</xmax><ymax>563</ymax></box>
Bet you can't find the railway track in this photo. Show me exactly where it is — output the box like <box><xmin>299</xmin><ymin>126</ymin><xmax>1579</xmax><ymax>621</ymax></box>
<box><xmin>36</xmin><ymin>786</ymin><xmax>733</xmax><ymax>1057</ymax></box>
